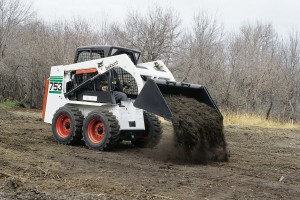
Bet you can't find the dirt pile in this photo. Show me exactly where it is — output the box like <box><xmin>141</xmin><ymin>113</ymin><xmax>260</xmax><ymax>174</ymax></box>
<box><xmin>164</xmin><ymin>95</ymin><xmax>228</xmax><ymax>163</ymax></box>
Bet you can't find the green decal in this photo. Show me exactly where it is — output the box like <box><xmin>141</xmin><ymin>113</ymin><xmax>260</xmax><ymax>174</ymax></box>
<box><xmin>49</xmin><ymin>76</ymin><xmax>63</xmax><ymax>94</ymax></box>
<box><xmin>50</xmin><ymin>79</ymin><xmax>63</xmax><ymax>83</ymax></box>
<box><xmin>49</xmin><ymin>91</ymin><xmax>62</xmax><ymax>94</ymax></box>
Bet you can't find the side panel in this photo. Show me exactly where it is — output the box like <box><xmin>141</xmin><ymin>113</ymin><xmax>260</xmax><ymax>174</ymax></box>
<box><xmin>44</xmin><ymin>67</ymin><xmax>66</xmax><ymax>123</ymax></box>
<box><xmin>42</xmin><ymin>78</ymin><xmax>49</xmax><ymax>120</ymax></box>
<box><xmin>111</xmin><ymin>101</ymin><xmax>145</xmax><ymax>130</ymax></box>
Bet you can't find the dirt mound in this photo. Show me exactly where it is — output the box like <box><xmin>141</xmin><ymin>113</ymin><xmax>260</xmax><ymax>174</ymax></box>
<box><xmin>164</xmin><ymin>95</ymin><xmax>228</xmax><ymax>163</ymax></box>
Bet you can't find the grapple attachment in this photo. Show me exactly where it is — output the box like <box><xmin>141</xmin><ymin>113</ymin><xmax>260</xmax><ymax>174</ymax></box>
<box><xmin>133</xmin><ymin>79</ymin><xmax>222</xmax><ymax>120</ymax></box>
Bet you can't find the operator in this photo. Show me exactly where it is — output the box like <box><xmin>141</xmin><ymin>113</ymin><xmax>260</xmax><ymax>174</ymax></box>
<box><xmin>111</xmin><ymin>70</ymin><xmax>128</xmax><ymax>103</ymax></box>
<box><xmin>97</xmin><ymin>69</ymin><xmax>128</xmax><ymax>103</ymax></box>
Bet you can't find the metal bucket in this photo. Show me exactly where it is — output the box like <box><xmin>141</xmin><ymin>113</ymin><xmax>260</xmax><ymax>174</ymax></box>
<box><xmin>134</xmin><ymin>79</ymin><xmax>222</xmax><ymax>120</ymax></box>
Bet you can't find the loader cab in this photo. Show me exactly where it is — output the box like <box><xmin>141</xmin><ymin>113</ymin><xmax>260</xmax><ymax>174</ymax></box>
<box><xmin>65</xmin><ymin>46</ymin><xmax>140</xmax><ymax>104</ymax></box>
<box><xmin>74</xmin><ymin>45</ymin><xmax>141</xmax><ymax>65</ymax></box>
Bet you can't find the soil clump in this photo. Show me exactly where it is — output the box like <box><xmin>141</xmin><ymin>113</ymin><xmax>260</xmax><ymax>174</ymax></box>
<box><xmin>164</xmin><ymin>95</ymin><xmax>228</xmax><ymax>163</ymax></box>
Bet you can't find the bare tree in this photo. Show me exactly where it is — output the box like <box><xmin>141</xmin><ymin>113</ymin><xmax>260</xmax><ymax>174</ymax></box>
<box><xmin>0</xmin><ymin>0</ymin><xmax>34</xmax><ymax>103</ymax></box>
<box><xmin>45</xmin><ymin>17</ymin><xmax>99</xmax><ymax>65</ymax></box>
<box><xmin>172</xmin><ymin>12</ymin><xmax>225</xmax><ymax>103</ymax></box>
<box><xmin>0</xmin><ymin>0</ymin><xmax>34</xmax><ymax>59</ymax></box>
<box><xmin>109</xmin><ymin>6</ymin><xmax>182</xmax><ymax>64</ymax></box>
<box><xmin>0</xmin><ymin>15</ymin><xmax>100</xmax><ymax>107</ymax></box>
<box><xmin>225</xmin><ymin>22</ymin><xmax>283</xmax><ymax>119</ymax></box>
<box><xmin>280</xmin><ymin>31</ymin><xmax>300</xmax><ymax>119</ymax></box>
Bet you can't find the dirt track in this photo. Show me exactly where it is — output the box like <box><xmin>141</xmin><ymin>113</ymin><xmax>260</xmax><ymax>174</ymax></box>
<box><xmin>1</xmin><ymin>109</ymin><xmax>300</xmax><ymax>199</ymax></box>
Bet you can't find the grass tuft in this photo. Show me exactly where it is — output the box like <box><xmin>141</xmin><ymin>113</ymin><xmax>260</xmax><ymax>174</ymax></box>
<box><xmin>0</xmin><ymin>100</ymin><xmax>22</xmax><ymax>109</ymax></box>
<box><xmin>223</xmin><ymin>111</ymin><xmax>300</xmax><ymax>129</ymax></box>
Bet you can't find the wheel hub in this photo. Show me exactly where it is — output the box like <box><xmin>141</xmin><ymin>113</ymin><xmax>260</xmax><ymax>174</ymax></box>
<box><xmin>56</xmin><ymin>114</ymin><xmax>72</xmax><ymax>138</ymax></box>
<box><xmin>97</xmin><ymin>127</ymin><xmax>103</xmax><ymax>134</ymax></box>
<box><xmin>87</xmin><ymin>118</ymin><xmax>106</xmax><ymax>144</ymax></box>
<box><xmin>65</xmin><ymin>122</ymin><xmax>70</xmax><ymax>130</ymax></box>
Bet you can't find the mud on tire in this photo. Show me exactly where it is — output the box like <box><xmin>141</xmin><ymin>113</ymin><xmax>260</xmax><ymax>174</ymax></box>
<box><xmin>52</xmin><ymin>106</ymin><xmax>83</xmax><ymax>145</ymax></box>
<box><xmin>83</xmin><ymin>110</ymin><xmax>120</xmax><ymax>151</ymax></box>
<box><xmin>132</xmin><ymin>111</ymin><xmax>162</xmax><ymax>148</ymax></box>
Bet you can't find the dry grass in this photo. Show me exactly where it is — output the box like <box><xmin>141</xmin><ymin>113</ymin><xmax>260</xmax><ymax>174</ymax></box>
<box><xmin>223</xmin><ymin>111</ymin><xmax>300</xmax><ymax>129</ymax></box>
<box><xmin>0</xmin><ymin>100</ymin><xmax>21</xmax><ymax>109</ymax></box>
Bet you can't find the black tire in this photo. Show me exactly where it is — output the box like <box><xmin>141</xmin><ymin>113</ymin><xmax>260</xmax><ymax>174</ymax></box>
<box><xmin>52</xmin><ymin>106</ymin><xmax>83</xmax><ymax>145</ymax></box>
<box><xmin>83</xmin><ymin>110</ymin><xmax>120</xmax><ymax>150</ymax></box>
<box><xmin>132</xmin><ymin>111</ymin><xmax>162</xmax><ymax>148</ymax></box>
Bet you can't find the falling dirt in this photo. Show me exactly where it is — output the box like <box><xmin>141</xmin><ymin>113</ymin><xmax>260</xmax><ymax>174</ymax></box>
<box><xmin>164</xmin><ymin>95</ymin><xmax>228</xmax><ymax>163</ymax></box>
<box><xmin>1</xmin><ymin>109</ymin><xmax>300</xmax><ymax>199</ymax></box>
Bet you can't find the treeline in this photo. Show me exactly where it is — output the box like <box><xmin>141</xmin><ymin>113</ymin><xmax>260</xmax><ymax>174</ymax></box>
<box><xmin>1</xmin><ymin>0</ymin><xmax>300</xmax><ymax>121</ymax></box>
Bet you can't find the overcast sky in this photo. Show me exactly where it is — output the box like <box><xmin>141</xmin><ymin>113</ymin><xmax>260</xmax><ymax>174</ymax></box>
<box><xmin>32</xmin><ymin>0</ymin><xmax>300</xmax><ymax>36</ymax></box>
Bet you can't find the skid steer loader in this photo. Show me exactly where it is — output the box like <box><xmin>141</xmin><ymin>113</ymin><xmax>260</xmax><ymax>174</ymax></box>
<box><xmin>42</xmin><ymin>45</ymin><xmax>222</xmax><ymax>151</ymax></box>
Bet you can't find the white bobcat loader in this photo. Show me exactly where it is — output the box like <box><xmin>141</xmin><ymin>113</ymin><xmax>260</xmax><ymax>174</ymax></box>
<box><xmin>42</xmin><ymin>46</ymin><xmax>221</xmax><ymax>150</ymax></box>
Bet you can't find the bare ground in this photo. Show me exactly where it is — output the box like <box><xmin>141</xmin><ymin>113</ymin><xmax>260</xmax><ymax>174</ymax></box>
<box><xmin>1</xmin><ymin>109</ymin><xmax>300</xmax><ymax>199</ymax></box>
